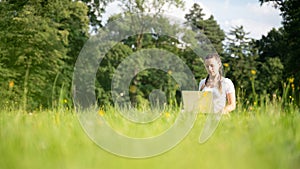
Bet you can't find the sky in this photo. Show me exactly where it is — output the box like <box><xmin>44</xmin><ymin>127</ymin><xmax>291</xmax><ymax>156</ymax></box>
<box><xmin>102</xmin><ymin>0</ymin><xmax>283</xmax><ymax>39</ymax></box>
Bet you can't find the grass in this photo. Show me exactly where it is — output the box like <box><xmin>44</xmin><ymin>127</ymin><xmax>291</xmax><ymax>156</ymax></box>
<box><xmin>0</xmin><ymin>103</ymin><xmax>300</xmax><ymax>169</ymax></box>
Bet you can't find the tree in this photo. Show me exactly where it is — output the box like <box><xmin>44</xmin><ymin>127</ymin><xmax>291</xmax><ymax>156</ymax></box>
<box><xmin>255</xmin><ymin>28</ymin><xmax>285</xmax><ymax>94</ymax></box>
<box><xmin>80</xmin><ymin>0</ymin><xmax>114</xmax><ymax>32</ymax></box>
<box><xmin>0</xmin><ymin>0</ymin><xmax>89</xmax><ymax>110</ymax></box>
<box><xmin>44</xmin><ymin>1</ymin><xmax>90</xmax><ymax>108</ymax></box>
<box><xmin>204</xmin><ymin>15</ymin><xmax>226</xmax><ymax>54</ymax></box>
<box><xmin>96</xmin><ymin>42</ymin><xmax>133</xmax><ymax>105</ymax></box>
<box><xmin>225</xmin><ymin>25</ymin><xmax>285</xmax><ymax>100</ymax></box>
<box><xmin>94</xmin><ymin>13</ymin><xmax>203</xmax><ymax>106</ymax></box>
<box><xmin>224</xmin><ymin>26</ymin><xmax>259</xmax><ymax>98</ymax></box>
<box><xmin>256</xmin><ymin>57</ymin><xmax>284</xmax><ymax>94</ymax></box>
<box><xmin>185</xmin><ymin>3</ymin><xmax>205</xmax><ymax>27</ymax></box>
<box><xmin>260</xmin><ymin>0</ymin><xmax>300</xmax><ymax>85</ymax></box>
<box><xmin>115</xmin><ymin>0</ymin><xmax>185</xmax><ymax>49</ymax></box>
<box><xmin>255</xmin><ymin>28</ymin><xmax>287</xmax><ymax>63</ymax></box>
<box><xmin>185</xmin><ymin>3</ymin><xmax>225</xmax><ymax>54</ymax></box>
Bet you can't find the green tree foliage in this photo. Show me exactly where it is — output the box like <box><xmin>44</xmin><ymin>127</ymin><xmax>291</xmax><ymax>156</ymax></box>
<box><xmin>41</xmin><ymin>0</ymin><xmax>90</xmax><ymax>109</ymax></box>
<box><xmin>116</xmin><ymin>0</ymin><xmax>185</xmax><ymax>49</ymax></box>
<box><xmin>225</xmin><ymin>26</ymin><xmax>284</xmax><ymax>99</ymax></box>
<box><xmin>255</xmin><ymin>28</ymin><xmax>285</xmax><ymax>93</ymax></box>
<box><xmin>96</xmin><ymin>42</ymin><xmax>133</xmax><ymax>105</ymax></box>
<box><xmin>257</xmin><ymin>57</ymin><xmax>284</xmax><ymax>94</ymax></box>
<box><xmin>93</xmin><ymin>1</ymin><xmax>191</xmax><ymax>107</ymax></box>
<box><xmin>256</xmin><ymin>28</ymin><xmax>287</xmax><ymax>63</ymax></box>
<box><xmin>260</xmin><ymin>0</ymin><xmax>300</xmax><ymax>85</ymax></box>
<box><xmin>80</xmin><ymin>0</ymin><xmax>115</xmax><ymax>32</ymax></box>
<box><xmin>0</xmin><ymin>0</ymin><xmax>89</xmax><ymax>110</ymax></box>
<box><xmin>95</xmin><ymin>12</ymin><xmax>206</xmax><ymax>107</ymax></box>
<box><xmin>185</xmin><ymin>3</ymin><xmax>225</xmax><ymax>54</ymax></box>
<box><xmin>224</xmin><ymin>26</ymin><xmax>259</xmax><ymax>97</ymax></box>
<box><xmin>185</xmin><ymin>3</ymin><xmax>205</xmax><ymax>25</ymax></box>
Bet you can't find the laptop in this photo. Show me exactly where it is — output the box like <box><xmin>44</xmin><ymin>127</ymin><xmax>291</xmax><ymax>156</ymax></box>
<box><xmin>181</xmin><ymin>91</ymin><xmax>213</xmax><ymax>114</ymax></box>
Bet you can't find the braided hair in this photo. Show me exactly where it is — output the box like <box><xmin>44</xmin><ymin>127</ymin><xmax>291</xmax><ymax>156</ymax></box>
<box><xmin>200</xmin><ymin>53</ymin><xmax>223</xmax><ymax>93</ymax></box>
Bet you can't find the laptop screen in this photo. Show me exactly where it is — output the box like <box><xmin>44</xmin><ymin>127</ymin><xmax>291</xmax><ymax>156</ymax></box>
<box><xmin>181</xmin><ymin>91</ymin><xmax>213</xmax><ymax>114</ymax></box>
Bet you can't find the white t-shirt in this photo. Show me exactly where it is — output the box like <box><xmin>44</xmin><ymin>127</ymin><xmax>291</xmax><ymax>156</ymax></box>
<box><xmin>199</xmin><ymin>77</ymin><xmax>235</xmax><ymax>113</ymax></box>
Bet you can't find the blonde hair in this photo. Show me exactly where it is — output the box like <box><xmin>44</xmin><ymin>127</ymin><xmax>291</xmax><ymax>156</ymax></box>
<box><xmin>200</xmin><ymin>53</ymin><xmax>223</xmax><ymax>93</ymax></box>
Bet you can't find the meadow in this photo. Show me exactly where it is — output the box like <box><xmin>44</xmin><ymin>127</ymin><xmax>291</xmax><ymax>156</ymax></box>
<box><xmin>1</xmin><ymin>1</ymin><xmax>300</xmax><ymax>169</ymax></box>
<box><xmin>1</xmin><ymin>101</ymin><xmax>300</xmax><ymax>169</ymax></box>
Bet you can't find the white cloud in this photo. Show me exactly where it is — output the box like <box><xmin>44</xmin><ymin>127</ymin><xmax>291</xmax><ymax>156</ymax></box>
<box><xmin>198</xmin><ymin>0</ymin><xmax>282</xmax><ymax>39</ymax></box>
<box><xmin>102</xmin><ymin>0</ymin><xmax>212</xmax><ymax>24</ymax></box>
<box><xmin>246</xmin><ymin>2</ymin><xmax>280</xmax><ymax>16</ymax></box>
<box><xmin>101</xmin><ymin>1</ymin><xmax>122</xmax><ymax>25</ymax></box>
<box><xmin>163</xmin><ymin>0</ymin><xmax>212</xmax><ymax>21</ymax></box>
<box><xmin>224</xmin><ymin>18</ymin><xmax>278</xmax><ymax>39</ymax></box>
<box><xmin>101</xmin><ymin>0</ymin><xmax>282</xmax><ymax>39</ymax></box>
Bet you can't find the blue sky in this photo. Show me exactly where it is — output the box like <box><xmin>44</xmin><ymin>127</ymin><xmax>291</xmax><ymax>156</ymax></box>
<box><xmin>102</xmin><ymin>0</ymin><xmax>282</xmax><ymax>39</ymax></box>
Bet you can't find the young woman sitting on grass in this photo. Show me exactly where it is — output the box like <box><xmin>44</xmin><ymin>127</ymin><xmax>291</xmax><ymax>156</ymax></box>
<box><xmin>199</xmin><ymin>53</ymin><xmax>236</xmax><ymax>114</ymax></box>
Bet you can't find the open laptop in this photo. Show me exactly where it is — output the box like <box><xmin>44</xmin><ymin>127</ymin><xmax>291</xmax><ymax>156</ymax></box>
<box><xmin>181</xmin><ymin>91</ymin><xmax>213</xmax><ymax>114</ymax></box>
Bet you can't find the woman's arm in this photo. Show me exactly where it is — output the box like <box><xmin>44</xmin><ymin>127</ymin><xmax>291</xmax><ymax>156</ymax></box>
<box><xmin>222</xmin><ymin>92</ymin><xmax>236</xmax><ymax>114</ymax></box>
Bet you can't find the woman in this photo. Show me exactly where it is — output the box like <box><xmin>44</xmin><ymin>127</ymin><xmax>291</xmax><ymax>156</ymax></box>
<box><xmin>199</xmin><ymin>53</ymin><xmax>236</xmax><ymax>114</ymax></box>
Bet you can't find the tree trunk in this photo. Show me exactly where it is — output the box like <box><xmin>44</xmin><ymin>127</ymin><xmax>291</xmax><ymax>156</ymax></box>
<box><xmin>23</xmin><ymin>58</ymin><xmax>31</xmax><ymax>112</ymax></box>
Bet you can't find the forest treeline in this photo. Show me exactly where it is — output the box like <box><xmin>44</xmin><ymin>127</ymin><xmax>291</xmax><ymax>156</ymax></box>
<box><xmin>0</xmin><ymin>0</ymin><xmax>299</xmax><ymax>110</ymax></box>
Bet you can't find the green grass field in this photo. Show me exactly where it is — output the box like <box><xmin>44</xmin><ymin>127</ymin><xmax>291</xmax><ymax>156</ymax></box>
<box><xmin>1</xmin><ymin>104</ymin><xmax>300</xmax><ymax>169</ymax></box>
